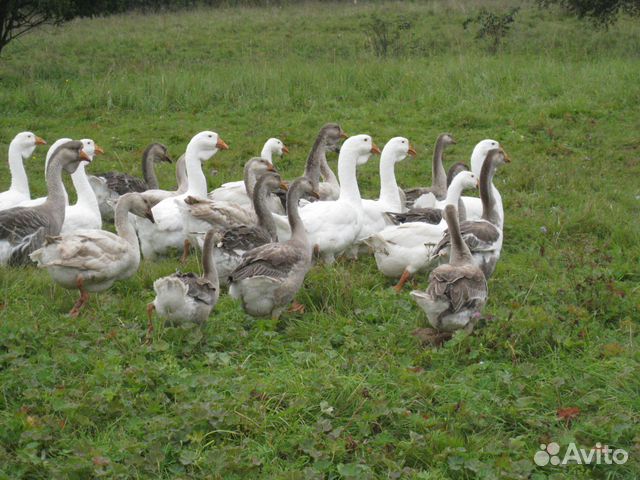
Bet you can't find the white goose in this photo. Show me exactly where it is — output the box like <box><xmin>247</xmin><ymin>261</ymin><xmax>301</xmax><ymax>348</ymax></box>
<box><xmin>431</xmin><ymin>148</ymin><xmax>510</xmax><ymax>279</ymax></box>
<box><xmin>136</xmin><ymin>131</ymin><xmax>228</xmax><ymax>259</ymax></box>
<box><xmin>460</xmin><ymin>139</ymin><xmax>505</xmax><ymax>226</ymax></box>
<box><xmin>0</xmin><ymin>131</ymin><xmax>47</xmax><ymax>211</ymax></box>
<box><xmin>293</xmin><ymin>134</ymin><xmax>379</xmax><ymax>263</ymax></box>
<box><xmin>356</xmin><ymin>137</ymin><xmax>416</xmax><ymax>246</ymax></box>
<box><xmin>364</xmin><ymin>170</ymin><xmax>478</xmax><ymax>291</ymax></box>
<box><xmin>208</xmin><ymin>138</ymin><xmax>288</xmax><ymax>209</ymax></box>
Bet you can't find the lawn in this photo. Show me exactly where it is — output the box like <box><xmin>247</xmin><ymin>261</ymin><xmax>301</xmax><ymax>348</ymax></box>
<box><xmin>0</xmin><ymin>1</ymin><xmax>639</xmax><ymax>478</ymax></box>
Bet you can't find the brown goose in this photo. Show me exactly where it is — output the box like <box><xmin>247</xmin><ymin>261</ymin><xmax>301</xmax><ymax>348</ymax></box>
<box><xmin>404</xmin><ymin>133</ymin><xmax>456</xmax><ymax>208</ymax></box>
<box><xmin>431</xmin><ymin>148</ymin><xmax>510</xmax><ymax>279</ymax></box>
<box><xmin>302</xmin><ymin>123</ymin><xmax>348</xmax><ymax>201</ymax></box>
<box><xmin>148</xmin><ymin>228</ymin><xmax>220</xmax><ymax>328</ymax></box>
<box><xmin>90</xmin><ymin>143</ymin><xmax>172</xmax><ymax>219</ymax></box>
<box><xmin>410</xmin><ymin>204</ymin><xmax>488</xmax><ymax>333</ymax></box>
<box><xmin>228</xmin><ymin>177</ymin><xmax>318</xmax><ymax>319</ymax></box>
<box><xmin>0</xmin><ymin>141</ymin><xmax>89</xmax><ymax>266</ymax></box>
<box><xmin>386</xmin><ymin>162</ymin><xmax>470</xmax><ymax>225</ymax></box>
<box><xmin>212</xmin><ymin>171</ymin><xmax>286</xmax><ymax>285</ymax></box>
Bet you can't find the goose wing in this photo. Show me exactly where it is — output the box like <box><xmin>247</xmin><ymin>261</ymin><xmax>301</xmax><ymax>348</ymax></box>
<box><xmin>96</xmin><ymin>172</ymin><xmax>147</xmax><ymax>194</ymax></box>
<box><xmin>229</xmin><ymin>242</ymin><xmax>304</xmax><ymax>282</ymax></box>
<box><xmin>427</xmin><ymin>264</ymin><xmax>487</xmax><ymax>313</ymax></box>
<box><xmin>433</xmin><ymin>220</ymin><xmax>500</xmax><ymax>256</ymax></box>
<box><xmin>173</xmin><ymin>272</ymin><xmax>218</xmax><ymax>305</ymax></box>
<box><xmin>385</xmin><ymin>208</ymin><xmax>443</xmax><ymax>225</ymax></box>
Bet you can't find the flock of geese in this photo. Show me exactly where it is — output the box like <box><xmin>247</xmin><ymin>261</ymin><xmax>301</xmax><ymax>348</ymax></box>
<box><xmin>0</xmin><ymin>124</ymin><xmax>510</xmax><ymax>336</ymax></box>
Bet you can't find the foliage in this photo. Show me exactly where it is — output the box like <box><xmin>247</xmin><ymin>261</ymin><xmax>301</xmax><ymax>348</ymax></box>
<box><xmin>463</xmin><ymin>8</ymin><xmax>519</xmax><ymax>53</ymax></box>
<box><xmin>0</xmin><ymin>1</ymin><xmax>640</xmax><ymax>478</ymax></box>
<box><xmin>538</xmin><ymin>0</ymin><xmax>640</xmax><ymax>27</ymax></box>
<box><xmin>363</xmin><ymin>12</ymin><xmax>414</xmax><ymax>58</ymax></box>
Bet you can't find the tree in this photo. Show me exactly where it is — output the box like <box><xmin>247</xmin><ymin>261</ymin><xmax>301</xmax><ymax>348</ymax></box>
<box><xmin>538</xmin><ymin>0</ymin><xmax>640</xmax><ymax>26</ymax></box>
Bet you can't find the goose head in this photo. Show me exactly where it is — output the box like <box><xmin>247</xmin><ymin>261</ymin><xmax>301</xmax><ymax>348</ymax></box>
<box><xmin>53</xmin><ymin>141</ymin><xmax>91</xmax><ymax>174</ymax></box>
<box><xmin>264</xmin><ymin>138</ymin><xmax>289</xmax><ymax>157</ymax></box>
<box><xmin>321</xmin><ymin>123</ymin><xmax>348</xmax><ymax>153</ymax></box>
<box><xmin>485</xmin><ymin>147</ymin><xmax>511</xmax><ymax>170</ymax></box>
<box><xmin>438</xmin><ymin>133</ymin><xmax>456</xmax><ymax>147</ymax></box>
<box><xmin>446</xmin><ymin>162</ymin><xmax>469</xmax><ymax>187</ymax></box>
<box><xmin>45</xmin><ymin>138</ymin><xmax>73</xmax><ymax>173</ymax></box>
<box><xmin>80</xmin><ymin>138</ymin><xmax>105</xmax><ymax>163</ymax></box>
<box><xmin>188</xmin><ymin>131</ymin><xmax>229</xmax><ymax>162</ymax></box>
<box><xmin>382</xmin><ymin>137</ymin><xmax>417</xmax><ymax>163</ymax></box>
<box><xmin>12</xmin><ymin>131</ymin><xmax>46</xmax><ymax>160</ymax></box>
<box><xmin>246</xmin><ymin>157</ymin><xmax>277</xmax><ymax>176</ymax></box>
<box><xmin>341</xmin><ymin>134</ymin><xmax>380</xmax><ymax>166</ymax></box>
<box><xmin>288</xmin><ymin>176</ymin><xmax>320</xmax><ymax>202</ymax></box>
<box><xmin>145</xmin><ymin>143</ymin><xmax>172</xmax><ymax>164</ymax></box>
<box><xmin>453</xmin><ymin>170</ymin><xmax>480</xmax><ymax>191</ymax></box>
<box><xmin>119</xmin><ymin>192</ymin><xmax>156</xmax><ymax>223</ymax></box>
<box><xmin>258</xmin><ymin>171</ymin><xmax>288</xmax><ymax>194</ymax></box>
<box><xmin>470</xmin><ymin>139</ymin><xmax>501</xmax><ymax>177</ymax></box>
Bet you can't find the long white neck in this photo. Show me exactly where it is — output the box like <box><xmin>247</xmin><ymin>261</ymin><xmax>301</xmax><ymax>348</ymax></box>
<box><xmin>8</xmin><ymin>143</ymin><xmax>30</xmax><ymax>196</ymax></box>
<box><xmin>444</xmin><ymin>176</ymin><xmax>467</xmax><ymax>208</ymax></box>
<box><xmin>337</xmin><ymin>150</ymin><xmax>362</xmax><ymax>205</ymax></box>
<box><xmin>184</xmin><ymin>144</ymin><xmax>207</xmax><ymax>197</ymax></box>
<box><xmin>260</xmin><ymin>145</ymin><xmax>273</xmax><ymax>163</ymax></box>
<box><xmin>378</xmin><ymin>153</ymin><xmax>401</xmax><ymax>209</ymax></box>
<box><xmin>71</xmin><ymin>162</ymin><xmax>100</xmax><ymax>215</ymax></box>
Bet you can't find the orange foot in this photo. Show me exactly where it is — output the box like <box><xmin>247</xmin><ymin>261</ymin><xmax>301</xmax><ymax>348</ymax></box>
<box><xmin>288</xmin><ymin>302</ymin><xmax>305</xmax><ymax>314</ymax></box>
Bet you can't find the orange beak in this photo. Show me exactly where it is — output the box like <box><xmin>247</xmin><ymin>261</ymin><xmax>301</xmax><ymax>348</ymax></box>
<box><xmin>370</xmin><ymin>143</ymin><xmax>381</xmax><ymax>155</ymax></box>
<box><xmin>216</xmin><ymin>138</ymin><xmax>229</xmax><ymax>150</ymax></box>
<box><xmin>35</xmin><ymin>136</ymin><xmax>47</xmax><ymax>145</ymax></box>
<box><xmin>282</xmin><ymin>145</ymin><xmax>289</xmax><ymax>154</ymax></box>
<box><xmin>267</xmin><ymin>163</ymin><xmax>277</xmax><ymax>172</ymax></box>
<box><xmin>94</xmin><ymin>145</ymin><xmax>105</xmax><ymax>155</ymax></box>
<box><xmin>79</xmin><ymin>150</ymin><xmax>91</xmax><ymax>162</ymax></box>
<box><xmin>340</xmin><ymin>132</ymin><xmax>348</xmax><ymax>139</ymax></box>
<box><xmin>408</xmin><ymin>145</ymin><xmax>417</xmax><ymax>157</ymax></box>
<box><xmin>279</xmin><ymin>181</ymin><xmax>289</xmax><ymax>191</ymax></box>
<box><xmin>311</xmin><ymin>190</ymin><xmax>320</xmax><ymax>199</ymax></box>
<box><xmin>499</xmin><ymin>147</ymin><xmax>512</xmax><ymax>163</ymax></box>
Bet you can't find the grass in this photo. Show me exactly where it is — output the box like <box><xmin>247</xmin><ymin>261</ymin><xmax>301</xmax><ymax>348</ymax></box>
<box><xmin>0</xmin><ymin>1</ymin><xmax>639</xmax><ymax>478</ymax></box>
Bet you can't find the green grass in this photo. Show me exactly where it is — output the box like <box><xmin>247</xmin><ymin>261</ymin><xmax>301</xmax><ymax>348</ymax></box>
<box><xmin>1</xmin><ymin>1</ymin><xmax>639</xmax><ymax>478</ymax></box>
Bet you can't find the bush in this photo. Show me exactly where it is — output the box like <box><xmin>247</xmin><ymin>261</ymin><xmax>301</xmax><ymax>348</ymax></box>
<box><xmin>463</xmin><ymin>8</ymin><xmax>519</xmax><ymax>53</ymax></box>
<box><xmin>363</xmin><ymin>13</ymin><xmax>413</xmax><ymax>58</ymax></box>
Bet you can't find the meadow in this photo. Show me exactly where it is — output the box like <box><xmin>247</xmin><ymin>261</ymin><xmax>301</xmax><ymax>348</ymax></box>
<box><xmin>0</xmin><ymin>1</ymin><xmax>639</xmax><ymax>478</ymax></box>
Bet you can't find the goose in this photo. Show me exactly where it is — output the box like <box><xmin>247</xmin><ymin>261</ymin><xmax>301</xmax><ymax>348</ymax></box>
<box><xmin>90</xmin><ymin>143</ymin><xmax>172</xmax><ymax>221</ymax></box>
<box><xmin>385</xmin><ymin>162</ymin><xmax>471</xmax><ymax>226</ymax></box>
<box><xmin>431</xmin><ymin>148</ymin><xmax>510</xmax><ymax>279</ymax></box>
<box><xmin>183</xmin><ymin>158</ymin><xmax>277</xmax><ymax>237</ymax></box>
<box><xmin>356</xmin><ymin>137</ymin><xmax>416</xmax><ymax>247</ymax></box>
<box><xmin>212</xmin><ymin>171</ymin><xmax>286</xmax><ymax>285</ymax></box>
<box><xmin>0</xmin><ymin>131</ymin><xmax>47</xmax><ymax>211</ymax></box>
<box><xmin>460</xmin><ymin>139</ymin><xmax>506</xmax><ymax>226</ymax></box>
<box><xmin>208</xmin><ymin>138</ymin><xmax>288</xmax><ymax>209</ymax></box>
<box><xmin>138</xmin><ymin>152</ymin><xmax>188</xmax><ymax>205</ymax></box>
<box><xmin>61</xmin><ymin>139</ymin><xmax>105</xmax><ymax>233</ymax></box>
<box><xmin>147</xmin><ymin>228</ymin><xmax>220</xmax><ymax>328</ymax></box>
<box><xmin>405</xmin><ymin>133</ymin><xmax>456</xmax><ymax>209</ymax></box>
<box><xmin>19</xmin><ymin>139</ymin><xmax>104</xmax><ymax>210</ymax></box>
<box><xmin>30</xmin><ymin>193</ymin><xmax>155</xmax><ymax>317</ymax></box>
<box><xmin>136</xmin><ymin>131</ymin><xmax>228</xmax><ymax>260</ymax></box>
<box><xmin>0</xmin><ymin>141</ymin><xmax>89</xmax><ymax>266</ymax></box>
<box><xmin>302</xmin><ymin>123</ymin><xmax>347</xmax><ymax>201</ymax></box>
<box><xmin>228</xmin><ymin>177</ymin><xmax>318</xmax><ymax>319</ymax></box>
<box><xmin>410</xmin><ymin>204</ymin><xmax>488</xmax><ymax>333</ymax></box>
<box><xmin>364</xmin><ymin>170</ymin><xmax>478</xmax><ymax>291</ymax></box>
<box><xmin>296</xmin><ymin>134</ymin><xmax>379</xmax><ymax>263</ymax></box>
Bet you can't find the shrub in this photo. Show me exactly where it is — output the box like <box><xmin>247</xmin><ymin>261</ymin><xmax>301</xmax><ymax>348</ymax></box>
<box><xmin>463</xmin><ymin>8</ymin><xmax>519</xmax><ymax>53</ymax></box>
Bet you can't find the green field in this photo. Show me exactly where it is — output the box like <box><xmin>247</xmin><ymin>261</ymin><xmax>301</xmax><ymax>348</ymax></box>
<box><xmin>1</xmin><ymin>1</ymin><xmax>639</xmax><ymax>478</ymax></box>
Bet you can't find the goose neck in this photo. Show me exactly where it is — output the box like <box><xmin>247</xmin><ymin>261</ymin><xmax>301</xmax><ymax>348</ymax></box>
<box><xmin>253</xmin><ymin>181</ymin><xmax>278</xmax><ymax>241</ymax></box>
<box><xmin>444</xmin><ymin>176</ymin><xmax>465</xmax><ymax>207</ymax></box>
<box><xmin>202</xmin><ymin>230</ymin><xmax>220</xmax><ymax>288</ymax></box>
<box><xmin>260</xmin><ymin>145</ymin><xmax>273</xmax><ymax>163</ymax></box>
<box><xmin>8</xmin><ymin>143</ymin><xmax>30</xmax><ymax>196</ymax></box>
<box><xmin>288</xmin><ymin>190</ymin><xmax>308</xmax><ymax>245</ymax></box>
<box><xmin>446</xmin><ymin>210</ymin><xmax>473</xmax><ymax>266</ymax></box>
<box><xmin>303</xmin><ymin>135</ymin><xmax>326</xmax><ymax>190</ymax></box>
<box><xmin>432</xmin><ymin>138</ymin><xmax>447</xmax><ymax>195</ymax></box>
<box><xmin>142</xmin><ymin>152</ymin><xmax>160</xmax><ymax>190</ymax></box>
<box><xmin>184</xmin><ymin>145</ymin><xmax>208</xmax><ymax>197</ymax></box>
<box><xmin>378</xmin><ymin>152</ymin><xmax>401</xmax><ymax>209</ymax></box>
<box><xmin>114</xmin><ymin>199</ymin><xmax>141</xmax><ymax>248</ymax></box>
<box><xmin>71</xmin><ymin>162</ymin><xmax>100</xmax><ymax>213</ymax></box>
<box><xmin>337</xmin><ymin>149</ymin><xmax>362</xmax><ymax>205</ymax></box>
<box><xmin>480</xmin><ymin>160</ymin><xmax>500</xmax><ymax>225</ymax></box>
